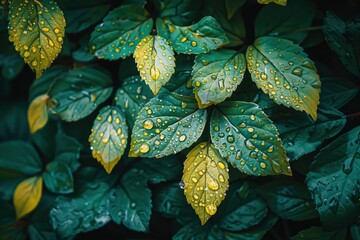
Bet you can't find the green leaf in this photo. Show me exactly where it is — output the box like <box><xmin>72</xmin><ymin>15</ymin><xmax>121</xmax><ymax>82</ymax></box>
<box><xmin>129</xmin><ymin>92</ymin><xmax>207</xmax><ymax>158</ymax></box>
<box><xmin>204</xmin><ymin>0</ymin><xmax>246</xmax><ymax>47</ymax></box>
<box><xmin>8</xmin><ymin>0</ymin><xmax>66</xmax><ymax>78</ymax></box>
<box><xmin>320</xmin><ymin>77</ymin><xmax>359</xmax><ymax>109</ymax></box>
<box><xmin>89</xmin><ymin>106</ymin><xmax>128</xmax><ymax>174</ymax></box>
<box><xmin>14</xmin><ymin>176</ymin><xmax>43</xmax><ymax>219</ymax></box>
<box><xmin>323</xmin><ymin>12</ymin><xmax>360</xmax><ymax>77</ymax></box>
<box><xmin>72</xmin><ymin>35</ymin><xmax>95</xmax><ymax>62</ymax></box>
<box><xmin>114</xmin><ymin>76</ymin><xmax>153</xmax><ymax>129</ymax></box>
<box><xmin>154</xmin><ymin>0</ymin><xmax>202</xmax><ymax>26</ymax></box>
<box><xmin>225</xmin><ymin>0</ymin><xmax>246</xmax><ymax>19</ymax></box>
<box><xmin>48</xmin><ymin>66</ymin><xmax>113</xmax><ymax>121</ymax></box>
<box><xmin>306</xmin><ymin>126</ymin><xmax>360</xmax><ymax>229</ymax></box>
<box><xmin>0</xmin><ymin>141</ymin><xmax>42</xmax><ymax>180</ymax></box>
<box><xmin>28</xmin><ymin>94</ymin><xmax>49</xmax><ymax>134</ymax></box>
<box><xmin>275</xmin><ymin>104</ymin><xmax>346</xmax><ymax>160</ymax></box>
<box><xmin>351</xmin><ymin>224</ymin><xmax>360</xmax><ymax>240</ymax></box>
<box><xmin>182</xmin><ymin>142</ymin><xmax>229</xmax><ymax>225</ymax></box>
<box><xmin>255</xmin><ymin>0</ymin><xmax>315</xmax><ymax>43</ymax></box>
<box><xmin>43</xmin><ymin>161</ymin><xmax>73</xmax><ymax>194</ymax></box>
<box><xmin>29</xmin><ymin>66</ymin><xmax>67</xmax><ymax>102</ymax></box>
<box><xmin>246</xmin><ymin>37</ymin><xmax>321</xmax><ymax>120</ymax></box>
<box><xmin>60</xmin><ymin>0</ymin><xmax>111</xmax><ymax>33</ymax></box>
<box><xmin>257</xmin><ymin>0</ymin><xmax>287</xmax><ymax>6</ymax></box>
<box><xmin>257</xmin><ymin>178</ymin><xmax>318</xmax><ymax>221</ymax></box>
<box><xmin>210</xmin><ymin>101</ymin><xmax>291</xmax><ymax>176</ymax></box>
<box><xmin>168</xmin><ymin>16</ymin><xmax>229</xmax><ymax>54</ymax></box>
<box><xmin>174</xmin><ymin>223</ymin><xmax>224</xmax><ymax>240</ymax></box>
<box><xmin>134</xmin><ymin>35</ymin><xmax>175</xmax><ymax>95</ymax></box>
<box><xmin>49</xmin><ymin>169</ymin><xmax>116</xmax><ymax>238</ymax></box>
<box><xmin>1</xmin><ymin>53</ymin><xmax>24</xmax><ymax>80</ymax></box>
<box><xmin>90</xmin><ymin>4</ymin><xmax>153</xmax><ymax>60</ymax></box>
<box><xmin>191</xmin><ymin>49</ymin><xmax>246</xmax><ymax>108</ymax></box>
<box><xmin>290</xmin><ymin>227</ymin><xmax>347</xmax><ymax>240</ymax></box>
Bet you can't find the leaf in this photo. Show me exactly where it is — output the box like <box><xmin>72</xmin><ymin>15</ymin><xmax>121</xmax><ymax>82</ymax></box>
<box><xmin>255</xmin><ymin>0</ymin><xmax>315</xmax><ymax>43</ymax></box>
<box><xmin>320</xmin><ymin>77</ymin><xmax>359</xmax><ymax>109</ymax></box>
<box><xmin>0</xmin><ymin>141</ymin><xmax>42</xmax><ymax>180</ymax></box>
<box><xmin>290</xmin><ymin>227</ymin><xmax>347</xmax><ymax>240</ymax></box>
<box><xmin>351</xmin><ymin>224</ymin><xmax>360</xmax><ymax>240</ymax></box>
<box><xmin>182</xmin><ymin>142</ymin><xmax>229</xmax><ymax>225</ymax></box>
<box><xmin>43</xmin><ymin>161</ymin><xmax>73</xmax><ymax>194</ymax></box>
<box><xmin>246</xmin><ymin>37</ymin><xmax>320</xmax><ymax>120</ymax></box>
<box><xmin>114</xmin><ymin>76</ymin><xmax>153</xmax><ymax>129</ymax></box>
<box><xmin>174</xmin><ymin>223</ymin><xmax>224</xmax><ymax>240</ymax></box>
<box><xmin>129</xmin><ymin>92</ymin><xmax>207</xmax><ymax>158</ymax></box>
<box><xmin>257</xmin><ymin>178</ymin><xmax>318</xmax><ymax>221</ymax></box>
<box><xmin>257</xmin><ymin>0</ymin><xmax>287</xmax><ymax>6</ymax></box>
<box><xmin>134</xmin><ymin>35</ymin><xmax>175</xmax><ymax>95</ymax></box>
<box><xmin>60</xmin><ymin>0</ymin><xmax>111</xmax><ymax>33</ymax></box>
<box><xmin>210</xmin><ymin>101</ymin><xmax>291</xmax><ymax>176</ymax></box>
<box><xmin>225</xmin><ymin>0</ymin><xmax>246</xmax><ymax>19</ymax></box>
<box><xmin>8</xmin><ymin>0</ymin><xmax>66</xmax><ymax>78</ymax></box>
<box><xmin>48</xmin><ymin>66</ymin><xmax>113</xmax><ymax>121</ymax></box>
<box><xmin>191</xmin><ymin>49</ymin><xmax>246</xmax><ymax>108</ymax></box>
<box><xmin>306</xmin><ymin>126</ymin><xmax>360</xmax><ymax>229</ymax></box>
<box><xmin>28</xmin><ymin>94</ymin><xmax>49</xmax><ymax>134</ymax></box>
<box><xmin>90</xmin><ymin>4</ymin><xmax>153</xmax><ymax>60</ymax></box>
<box><xmin>275</xmin><ymin>104</ymin><xmax>346</xmax><ymax>160</ymax></box>
<box><xmin>49</xmin><ymin>171</ymin><xmax>115</xmax><ymax>238</ymax></box>
<box><xmin>154</xmin><ymin>0</ymin><xmax>202</xmax><ymax>26</ymax></box>
<box><xmin>323</xmin><ymin>12</ymin><xmax>360</xmax><ymax>77</ymax></box>
<box><xmin>13</xmin><ymin>176</ymin><xmax>43</xmax><ymax>219</ymax></box>
<box><xmin>168</xmin><ymin>16</ymin><xmax>229</xmax><ymax>54</ymax></box>
<box><xmin>204</xmin><ymin>0</ymin><xmax>246</xmax><ymax>47</ymax></box>
<box><xmin>89</xmin><ymin>106</ymin><xmax>128</xmax><ymax>174</ymax></box>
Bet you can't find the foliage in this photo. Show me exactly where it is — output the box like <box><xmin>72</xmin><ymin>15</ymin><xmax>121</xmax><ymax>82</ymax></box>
<box><xmin>0</xmin><ymin>0</ymin><xmax>359</xmax><ymax>239</ymax></box>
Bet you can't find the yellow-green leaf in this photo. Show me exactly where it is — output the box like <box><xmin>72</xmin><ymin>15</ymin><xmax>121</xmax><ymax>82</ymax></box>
<box><xmin>8</xmin><ymin>0</ymin><xmax>66</xmax><ymax>78</ymax></box>
<box><xmin>134</xmin><ymin>35</ymin><xmax>176</xmax><ymax>95</ymax></box>
<box><xmin>257</xmin><ymin>0</ymin><xmax>287</xmax><ymax>6</ymax></box>
<box><xmin>182</xmin><ymin>142</ymin><xmax>229</xmax><ymax>225</ymax></box>
<box><xmin>89</xmin><ymin>106</ymin><xmax>128</xmax><ymax>174</ymax></box>
<box><xmin>28</xmin><ymin>94</ymin><xmax>49</xmax><ymax>134</ymax></box>
<box><xmin>13</xmin><ymin>175</ymin><xmax>43</xmax><ymax>219</ymax></box>
<box><xmin>246</xmin><ymin>37</ymin><xmax>320</xmax><ymax>120</ymax></box>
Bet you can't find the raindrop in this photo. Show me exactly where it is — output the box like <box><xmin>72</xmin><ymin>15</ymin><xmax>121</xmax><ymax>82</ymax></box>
<box><xmin>227</xmin><ymin>135</ymin><xmax>234</xmax><ymax>143</ymax></box>
<box><xmin>179</xmin><ymin>134</ymin><xmax>187</xmax><ymax>142</ymax></box>
<box><xmin>207</xmin><ymin>179</ymin><xmax>219</xmax><ymax>190</ymax></box>
<box><xmin>205</xmin><ymin>204</ymin><xmax>217</xmax><ymax>215</ymax></box>
<box><xmin>139</xmin><ymin>143</ymin><xmax>150</xmax><ymax>153</ymax></box>
<box><xmin>150</xmin><ymin>66</ymin><xmax>160</xmax><ymax>81</ymax></box>
<box><xmin>179</xmin><ymin>181</ymin><xmax>185</xmax><ymax>189</ymax></box>
<box><xmin>142</xmin><ymin>119</ymin><xmax>154</xmax><ymax>129</ymax></box>
<box><xmin>291</xmin><ymin>67</ymin><xmax>303</xmax><ymax>76</ymax></box>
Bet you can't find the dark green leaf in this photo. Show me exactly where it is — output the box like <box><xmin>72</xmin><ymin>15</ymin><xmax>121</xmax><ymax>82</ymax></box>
<box><xmin>210</xmin><ymin>101</ymin><xmax>291</xmax><ymax>176</ymax></box>
<box><xmin>114</xmin><ymin>75</ymin><xmax>153</xmax><ymax>129</ymax></box>
<box><xmin>257</xmin><ymin>178</ymin><xmax>318</xmax><ymax>221</ymax></box>
<box><xmin>290</xmin><ymin>227</ymin><xmax>347</xmax><ymax>240</ymax></box>
<box><xmin>275</xmin><ymin>104</ymin><xmax>346</xmax><ymax>160</ymax></box>
<box><xmin>192</xmin><ymin>50</ymin><xmax>246</xmax><ymax>107</ymax></box>
<box><xmin>351</xmin><ymin>224</ymin><xmax>360</xmax><ymax>240</ymax></box>
<box><xmin>323</xmin><ymin>12</ymin><xmax>360</xmax><ymax>77</ymax></box>
<box><xmin>154</xmin><ymin>0</ymin><xmax>202</xmax><ymax>26</ymax></box>
<box><xmin>1</xmin><ymin>54</ymin><xmax>24</xmax><ymax>80</ymax></box>
<box><xmin>255</xmin><ymin>0</ymin><xmax>315</xmax><ymax>43</ymax></box>
<box><xmin>174</xmin><ymin>223</ymin><xmax>224</xmax><ymax>240</ymax></box>
<box><xmin>89</xmin><ymin>106</ymin><xmax>128</xmax><ymax>174</ymax></box>
<box><xmin>60</xmin><ymin>0</ymin><xmax>111</xmax><ymax>33</ymax></box>
<box><xmin>90</xmin><ymin>4</ymin><xmax>153</xmax><ymax>60</ymax></box>
<box><xmin>29</xmin><ymin>66</ymin><xmax>67</xmax><ymax>102</ymax></box>
<box><xmin>320</xmin><ymin>77</ymin><xmax>359</xmax><ymax>109</ymax></box>
<box><xmin>168</xmin><ymin>16</ymin><xmax>229</xmax><ymax>54</ymax></box>
<box><xmin>129</xmin><ymin>92</ymin><xmax>207</xmax><ymax>158</ymax></box>
<box><xmin>43</xmin><ymin>161</ymin><xmax>73</xmax><ymax>194</ymax></box>
<box><xmin>306</xmin><ymin>126</ymin><xmax>360</xmax><ymax>229</ymax></box>
<box><xmin>247</xmin><ymin>37</ymin><xmax>321</xmax><ymax>120</ymax></box>
<box><xmin>48</xmin><ymin>66</ymin><xmax>113</xmax><ymax>121</ymax></box>
<box><xmin>225</xmin><ymin>0</ymin><xmax>246</xmax><ymax>19</ymax></box>
<box><xmin>72</xmin><ymin>35</ymin><xmax>95</xmax><ymax>62</ymax></box>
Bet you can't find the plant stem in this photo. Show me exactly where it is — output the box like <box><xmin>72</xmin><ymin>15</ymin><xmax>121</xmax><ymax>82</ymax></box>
<box><xmin>346</xmin><ymin>112</ymin><xmax>360</xmax><ymax>118</ymax></box>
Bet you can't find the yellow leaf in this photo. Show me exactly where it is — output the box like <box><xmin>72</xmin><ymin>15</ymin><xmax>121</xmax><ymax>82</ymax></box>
<box><xmin>134</xmin><ymin>35</ymin><xmax>175</xmax><ymax>95</ymax></box>
<box><xmin>182</xmin><ymin>142</ymin><xmax>229</xmax><ymax>225</ymax></box>
<box><xmin>28</xmin><ymin>94</ymin><xmax>49</xmax><ymax>134</ymax></box>
<box><xmin>8</xmin><ymin>0</ymin><xmax>66</xmax><ymax>78</ymax></box>
<box><xmin>257</xmin><ymin>0</ymin><xmax>287</xmax><ymax>6</ymax></box>
<box><xmin>13</xmin><ymin>175</ymin><xmax>43</xmax><ymax>219</ymax></box>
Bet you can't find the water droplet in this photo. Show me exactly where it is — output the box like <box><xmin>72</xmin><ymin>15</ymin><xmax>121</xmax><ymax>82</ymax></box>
<box><xmin>218</xmin><ymin>79</ymin><xmax>224</xmax><ymax>90</ymax></box>
<box><xmin>193</xmin><ymin>194</ymin><xmax>199</xmax><ymax>199</ymax></box>
<box><xmin>31</xmin><ymin>60</ymin><xmax>37</xmax><ymax>67</ymax></box>
<box><xmin>239</xmin><ymin>123</ymin><xmax>246</xmax><ymax>128</ymax></box>
<box><xmin>235</xmin><ymin>150</ymin><xmax>242</xmax><ymax>160</ymax></box>
<box><xmin>191</xmin><ymin>41</ymin><xmax>197</xmax><ymax>47</ymax></box>
<box><xmin>245</xmin><ymin>140</ymin><xmax>255</xmax><ymax>150</ymax></box>
<box><xmin>180</xmin><ymin>36</ymin><xmax>187</xmax><ymax>42</ymax></box>
<box><xmin>48</xmin><ymin>39</ymin><xmax>54</xmax><ymax>47</ymax></box>
<box><xmin>218</xmin><ymin>174</ymin><xmax>225</xmax><ymax>183</ymax></box>
<box><xmin>181</xmin><ymin>102</ymin><xmax>187</xmax><ymax>108</ymax></box>
<box><xmin>130</xmin><ymin>203</ymin><xmax>136</xmax><ymax>208</ymax></box>
<box><xmin>260</xmin><ymin>162</ymin><xmax>266</xmax><ymax>169</ymax></box>
<box><xmin>150</xmin><ymin>66</ymin><xmax>160</xmax><ymax>81</ymax></box>
<box><xmin>205</xmin><ymin>204</ymin><xmax>217</xmax><ymax>215</ymax></box>
<box><xmin>102</xmin><ymin>138</ymin><xmax>109</xmax><ymax>143</ymax></box>
<box><xmin>201</xmin><ymin>59</ymin><xmax>209</xmax><ymax>66</ymax></box>
<box><xmin>107</xmin><ymin>115</ymin><xmax>112</xmax><ymax>123</ymax></box>
<box><xmin>179</xmin><ymin>134</ymin><xmax>187</xmax><ymax>142</ymax></box>
<box><xmin>90</xmin><ymin>94</ymin><xmax>97</xmax><ymax>102</ymax></box>
<box><xmin>41</xmin><ymin>27</ymin><xmax>49</xmax><ymax>32</ymax></box>
<box><xmin>267</xmin><ymin>146</ymin><xmax>274</xmax><ymax>153</ymax></box>
<box><xmin>291</xmin><ymin>67</ymin><xmax>303</xmax><ymax>76</ymax></box>
<box><xmin>139</xmin><ymin>143</ymin><xmax>150</xmax><ymax>153</ymax></box>
<box><xmin>218</xmin><ymin>161</ymin><xmax>226</xmax><ymax>170</ymax></box>
<box><xmin>24</xmin><ymin>51</ymin><xmax>30</xmax><ymax>58</ymax></box>
<box><xmin>179</xmin><ymin>181</ymin><xmax>185</xmax><ymax>189</ymax></box>
<box><xmin>227</xmin><ymin>135</ymin><xmax>234</xmax><ymax>143</ymax></box>
<box><xmin>207</xmin><ymin>179</ymin><xmax>219</xmax><ymax>190</ymax></box>
<box><xmin>191</xmin><ymin>177</ymin><xmax>198</xmax><ymax>183</ymax></box>
<box><xmin>260</xmin><ymin>72</ymin><xmax>267</xmax><ymax>80</ymax></box>
<box><xmin>248</xmin><ymin>127</ymin><xmax>254</xmax><ymax>133</ymax></box>
<box><xmin>142</xmin><ymin>119</ymin><xmax>154</xmax><ymax>129</ymax></box>
<box><xmin>311</xmin><ymin>82</ymin><xmax>321</xmax><ymax>89</ymax></box>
